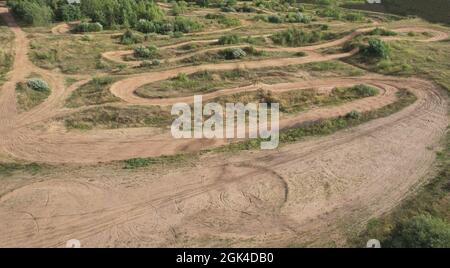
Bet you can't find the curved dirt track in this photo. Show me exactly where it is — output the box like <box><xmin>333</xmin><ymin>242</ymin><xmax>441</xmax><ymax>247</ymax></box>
<box><xmin>0</xmin><ymin>5</ymin><xmax>449</xmax><ymax>247</ymax></box>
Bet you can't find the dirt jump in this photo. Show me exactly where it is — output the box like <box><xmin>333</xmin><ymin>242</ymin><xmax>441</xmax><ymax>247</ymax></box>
<box><xmin>0</xmin><ymin>5</ymin><xmax>448</xmax><ymax>247</ymax></box>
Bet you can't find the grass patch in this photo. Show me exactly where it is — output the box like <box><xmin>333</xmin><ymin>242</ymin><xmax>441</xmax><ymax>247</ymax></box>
<box><xmin>212</xmin><ymin>89</ymin><xmax>416</xmax><ymax>153</ymax></box>
<box><xmin>65</xmin><ymin>77</ymin><xmax>120</xmax><ymax>108</ymax></box>
<box><xmin>213</xmin><ymin>84</ymin><xmax>379</xmax><ymax>114</ymax></box>
<box><xmin>64</xmin><ymin>105</ymin><xmax>172</xmax><ymax>130</ymax></box>
<box><xmin>123</xmin><ymin>153</ymin><xmax>194</xmax><ymax>169</ymax></box>
<box><xmin>0</xmin><ymin>162</ymin><xmax>42</xmax><ymax>176</ymax></box>
<box><xmin>345</xmin><ymin>39</ymin><xmax>450</xmax><ymax>89</ymax></box>
<box><xmin>15</xmin><ymin>80</ymin><xmax>51</xmax><ymax>112</ymax></box>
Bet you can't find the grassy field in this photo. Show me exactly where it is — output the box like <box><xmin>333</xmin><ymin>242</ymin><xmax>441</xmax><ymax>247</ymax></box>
<box><xmin>343</xmin><ymin>0</ymin><xmax>450</xmax><ymax>25</ymax></box>
<box><xmin>65</xmin><ymin>77</ymin><xmax>121</xmax><ymax>108</ymax></box>
<box><xmin>63</xmin><ymin>105</ymin><xmax>172</xmax><ymax>130</ymax></box>
<box><xmin>15</xmin><ymin>79</ymin><xmax>51</xmax><ymax>112</ymax></box>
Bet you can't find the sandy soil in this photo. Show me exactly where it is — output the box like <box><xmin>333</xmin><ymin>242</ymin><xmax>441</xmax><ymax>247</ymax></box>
<box><xmin>0</xmin><ymin>6</ymin><xmax>448</xmax><ymax>247</ymax></box>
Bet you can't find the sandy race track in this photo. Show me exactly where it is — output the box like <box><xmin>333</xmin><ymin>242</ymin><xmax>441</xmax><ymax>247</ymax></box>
<box><xmin>0</xmin><ymin>5</ymin><xmax>448</xmax><ymax>247</ymax></box>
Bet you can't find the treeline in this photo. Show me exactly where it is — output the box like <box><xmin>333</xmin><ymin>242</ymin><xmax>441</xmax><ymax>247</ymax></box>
<box><xmin>6</xmin><ymin>0</ymin><xmax>164</xmax><ymax>27</ymax></box>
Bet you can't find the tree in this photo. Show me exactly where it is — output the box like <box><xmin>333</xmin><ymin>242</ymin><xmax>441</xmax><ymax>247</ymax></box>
<box><xmin>386</xmin><ymin>215</ymin><xmax>450</xmax><ymax>248</ymax></box>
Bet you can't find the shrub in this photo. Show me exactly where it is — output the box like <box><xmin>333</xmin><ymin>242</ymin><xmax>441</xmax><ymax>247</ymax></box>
<box><xmin>8</xmin><ymin>0</ymin><xmax>53</xmax><ymax>26</ymax></box>
<box><xmin>59</xmin><ymin>4</ymin><xmax>82</xmax><ymax>22</ymax></box>
<box><xmin>271</xmin><ymin>28</ymin><xmax>330</xmax><ymax>47</ymax></box>
<box><xmin>345</xmin><ymin>110</ymin><xmax>361</xmax><ymax>120</ymax></box>
<box><xmin>350</xmin><ymin>84</ymin><xmax>379</xmax><ymax>97</ymax></box>
<box><xmin>136</xmin><ymin>19</ymin><xmax>156</xmax><ymax>33</ymax></box>
<box><xmin>219</xmin><ymin>16</ymin><xmax>241</xmax><ymax>27</ymax></box>
<box><xmin>140</xmin><ymin>59</ymin><xmax>161</xmax><ymax>68</ymax></box>
<box><xmin>268</xmin><ymin>15</ymin><xmax>283</xmax><ymax>23</ymax></box>
<box><xmin>285</xmin><ymin>12</ymin><xmax>311</xmax><ymax>24</ymax></box>
<box><xmin>134</xmin><ymin>45</ymin><xmax>158</xmax><ymax>59</ymax></box>
<box><xmin>73</xmin><ymin>22</ymin><xmax>103</xmax><ymax>33</ymax></box>
<box><xmin>367</xmin><ymin>27</ymin><xmax>398</xmax><ymax>36</ymax></box>
<box><xmin>218</xmin><ymin>34</ymin><xmax>241</xmax><ymax>45</ymax></box>
<box><xmin>27</xmin><ymin>78</ymin><xmax>49</xmax><ymax>92</ymax></box>
<box><xmin>221</xmin><ymin>6</ymin><xmax>236</xmax><ymax>13</ymax></box>
<box><xmin>172</xmin><ymin>1</ymin><xmax>188</xmax><ymax>16</ymax></box>
<box><xmin>362</xmin><ymin>38</ymin><xmax>390</xmax><ymax>59</ymax></box>
<box><xmin>173</xmin><ymin>17</ymin><xmax>203</xmax><ymax>33</ymax></box>
<box><xmin>120</xmin><ymin>30</ymin><xmax>142</xmax><ymax>45</ymax></box>
<box><xmin>385</xmin><ymin>215</ymin><xmax>450</xmax><ymax>248</ymax></box>
<box><xmin>220</xmin><ymin>48</ymin><xmax>247</xmax><ymax>60</ymax></box>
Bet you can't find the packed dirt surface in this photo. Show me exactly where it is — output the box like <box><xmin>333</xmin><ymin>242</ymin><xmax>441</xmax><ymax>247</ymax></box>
<box><xmin>0</xmin><ymin>5</ymin><xmax>448</xmax><ymax>247</ymax></box>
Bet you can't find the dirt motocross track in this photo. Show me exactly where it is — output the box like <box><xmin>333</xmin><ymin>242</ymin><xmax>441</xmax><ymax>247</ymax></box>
<box><xmin>0</xmin><ymin>5</ymin><xmax>448</xmax><ymax>247</ymax></box>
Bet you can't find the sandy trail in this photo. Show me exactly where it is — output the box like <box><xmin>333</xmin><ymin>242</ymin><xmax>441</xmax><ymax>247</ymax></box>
<box><xmin>0</xmin><ymin>6</ymin><xmax>448</xmax><ymax>247</ymax></box>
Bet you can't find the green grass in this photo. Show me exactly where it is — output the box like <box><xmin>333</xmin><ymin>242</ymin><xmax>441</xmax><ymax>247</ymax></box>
<box><xmin>123</xmin><ymin>153</ymin><xmax>194</xmax><ymax>169</ymax></box>
<box><xmin>15</xmin><ymin>80</ymin><xmax>51</xmax><ymax>112</ymax></box>
<box><xmin>343</xmin><ymin>0</ymin><xmax>450</xmax><ymax>24</ymax></box>
<box><xmin>65</xmin><ymin>77</ymin><xmax>120</xmax><ymax>108</ymax></box>
<box><xmin>0</xmin><ymin>162</ymin><xmax>42</xmax><ymax>176</ymax></box>
<box><xmin>346</xmin><ymin>39</ymin><xmax>450</xmax><ymax>91</ymax></box>
<box><xmin>64</xmin><ymin>105</ymin><xmax>172</xmax><ymax>130</ymax></box>
<box><xmin>212</xmin><ymin>84</ymin><xmax>379</xmax><ymax>114</ymax></box>
<box><xmin>29</xmin><ymin>34</ymin><xmax>123</xmax><ymax>74</ymax></box>
<box><xmin>211</xmin><ymin>89</ymin><xmax>416</xmax><ymax>153</ymax></box>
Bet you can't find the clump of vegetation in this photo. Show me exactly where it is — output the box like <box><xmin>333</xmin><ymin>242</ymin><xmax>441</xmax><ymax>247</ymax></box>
<box><xmin>0</xmin><ymin>162</ymin><xmax>42</xmax><ymax>176</ymax></box>
<box><xmin>217</xmin><ymin>33</ymin><xmax>241</xmax><ymax>45</ymax></box>
<box><xmin>220</xmin><ymin>48</ymin><xmax>247</xmax><ymax>60</ymax></box>
<box><xmin>362</xmin><ymin>38</ymin><xmax>391</xmax><ymax>60</ymax></box>
<box><xmin>139</xmin><ymin>59</ymin><xmax>161</xmax><ymax>68</ymax></box>
<box><xmin>316</xmin><ymin>7</ymin><xmax>365</xmax><ymax>22</ymax></box>
<box><xmin>367</xmin><ymin>27</ymin><xmax>398</xmax><ymax>36</ymax></box>
<box><xmin>65</xmin><ymin>77</ymin><xmax>119</xmax><ymax>108</ymax></box>
<box><xmin>133</xmin><ymin>45</ymin><xmax>158</xmax><ymax>59</ymax></box>
<box><xmin>172</xmin><ymin>1</ymin><xmax>188</xmax><ymax>16</ymax></box>
<box><xmin>120</xmin><ymin>30</ymin><xmax>142</xmax><ymax>45</ymax></box>
<box><xmin>16</xmin><ymin>79</ymin><xmax>51</xmax><ymax>111</ymax></box>
<box><xmin>26</xmin><ymin>78</ymin><xmax>49</xmax><ymax>92</ymax></box>
<box><xmin>271</xmin><ymin>28</ymin><xmax>335</xmax><ymax>47</ymax></box>
<box><xmin>136</xmin><ymin>17</ymin><xmax>203</xmax><ymax>34</ymax></box>
<box><xmin>64</xmin><ymin>105</ymin><xmax>172</xmax><ymax>130</ymax></box>
<box><xmin>123</xmin><ymin>154</ymin><xmax>191</xmax><ymax>169</ymax></box>
<box><xmin>7</xmin><ymin>0</ymin><xmax>53</xmax><ymax>26</ymax></box>
<box><xmin>72</xmin><ymin>22</ymin><xmax>103</xmax><ymax>33</ymax></box>
<box><xmin>383</xmin><ymin>215</ymin><xmax>450</xmax><ymax>248</ymax></box>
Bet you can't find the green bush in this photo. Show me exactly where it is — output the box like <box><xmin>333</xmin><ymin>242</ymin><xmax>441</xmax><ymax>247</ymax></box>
<box><xmin>285</xmin><ymin>12</ymin><xmax>311</xmax><ymax>24</ymax></box>
<box><xmin>385</xmin><ymin>215</ymin><xmax>450</xmax><ymax>248</ymax></box>
<box><xmin>271</xmin><ymin>28</ymin><xmax>331</xmax><ymax>47</ymax></box>
<box><xmin>73</xmin><ymin>22</ymin><xmax>103</xmax><ymax>33</ymax></box>
<box><xmin>268</xmin><ymin>15</ymin><xmax>283</xmax><ymax>23</ymax></box>
<box><xmin>7</xmin><ymin>0</ymin><xmax>53</xmax><ymax>26</ymax></box>
<box><xmin>367</xmin><ymin>27</ymin><xmax>398</xmax><ymax>36</ymax></box>
<box><xmin>220</xmin><ymin>48</ymin><xmax>247</xmax><ymax>60</ymax></box>
<box><xmin>27</xmin><ymin>78</ymin><xmax>49</xmax><ymax>92</ymax></box>
<box><xmin>134</xmin><ymin>45</ymin><xmax>158</xmax><ymax>59</ymax></box>
<box><xmin>218</xmin><ymin>33</ymin><xmax>241</xmax><ymax>45</ymax></box>
<box><xmin>59</xmin><ymin>4</ymin><xmax>82</xmax><ymax>22</ymax></box>
<box><xmin>345</xmin><ymin>110</ymin><xmax>361</xmax><ymax>120</ymax></box>
<box><xmin>219</xmin><ymin>16</ymin><xmax>241</xmax><ymax>27</ymax></box>
<box><xmin>350</xmin><ymin>84</ymin><xmax>379</xmax><ymax>97</ymax></box>
<box><xmin>362</xmin><ymin>38</ymin><xmax>391</xmax><ymax>59</ymax></box>
<box><xmin>120</xmin><ymin>30</ymin><xmax>142</xmax><ymax>45</ymax></box>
